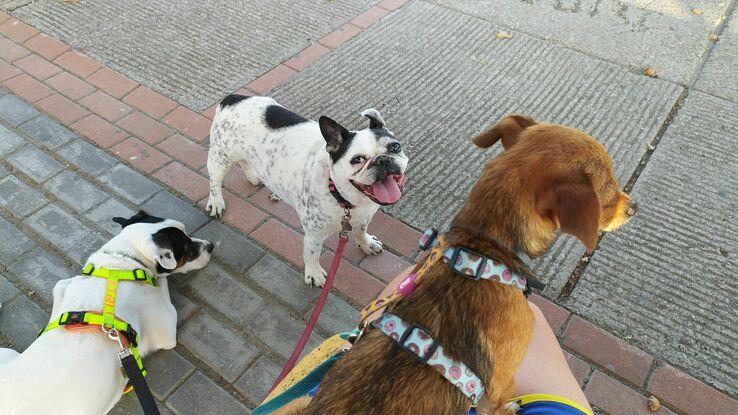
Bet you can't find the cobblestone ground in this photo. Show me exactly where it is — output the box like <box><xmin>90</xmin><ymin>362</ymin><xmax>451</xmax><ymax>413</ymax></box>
<box><xmin>0</xmin><ymin>1</ymin><xmax>736</xmax><ymax>414</ymax></box>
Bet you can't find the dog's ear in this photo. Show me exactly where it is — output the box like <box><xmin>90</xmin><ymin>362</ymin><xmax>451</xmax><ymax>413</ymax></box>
<box><xmin>472</xmin><ymin>114</ymin><xmax>537</xmax><ymax>150</ymax></box>
<box><xmin>536</xmin><ymin>179</ymin><xmax>600</xmax><ymax>253</ymax></box>
<box><xmin>319</xmin><ymin>116</ymin><xmax>351</xmax><ymax>153</ymax></box>
<box><xmin>112</xmin><ymin>210</ymin><xmax>150</xmax><ymax>228</ymax></box>
<box><xmin>360</xmin><ymin>108</ymin><xmax>386</xmax><ymax>130</ymax></box>
<box><xmin>142</xmin><ymin>227</ymin><xmax>184</xmax><ymax>272</ymax></box>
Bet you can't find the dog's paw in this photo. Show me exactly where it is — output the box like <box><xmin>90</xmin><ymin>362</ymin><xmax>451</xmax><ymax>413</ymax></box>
<box><xmin>269</xmin><ymin>192</ymin><xmax>281</xmax><ymax>202</ymax></box>
<box><xmin>206</xmin><ymin>195</ymin><xmax>225</xmax><ymax>218</ymax></box>
<box><xmin>358</xmin><ymin>234</ymin><xmax>383</xmax><ymax>254</ymax></box>
<box><xmin>304</xmin><ymin>267</ymin><xmax>327</xmax><ymax>287</ymax></box>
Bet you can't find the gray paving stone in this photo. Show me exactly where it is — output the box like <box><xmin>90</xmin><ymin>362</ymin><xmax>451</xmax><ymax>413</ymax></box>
<box><xmin>696</xmin><ymin>7</ymin><xmax>738</xmax><ymax>103</ymax></box>
<box><xmin>170</xmin><ymin>290</ymin><xmax>197</xmax><ymax>327</ymax></box>
<box><xmin>25</xmin><ymin>203</ymin><xmax>105</xmax><ymax>261</ymax></box>
<box><xmin>179</xmin><ymin>311</ymin><xmax>258</xmax><ymax>383</ymax></box>
<box><xmin>43</xmin><ymin>170</ymin><xmax>107</xmax><ymax>213</ymax></box>
<box><xmin>0</xmin><ymin>295</ymin><xmax>47</xmax><ymax>350</ymax></box>
<box><xmin>272</xmin><ymin>1</ymin><xmax>683</xmax><ymax>291</ymax></box>
<box><xmin>187</xmin><ymin>263</ymin><xmax>266</xmax><ymax>325</ymax></box>
<box><xmin>8</xmin><ymin>247</ymin><xmax>75</xmax><ymax>304</ymax></box>
<box><xmin>12</xmin><ymin>0</ymin><xmax>377</xmax><ymax>111</ymax></box>
<box><xmin>0</xmin><ymin>95</ymin><xmax>39</xmax><ymax>126</ymax></box>
<box><xmin>19</xmin><ymin>115</ymin><xmax>78</xmax><ymax>150</ymax></box>
<box><xmin>234</xmin><ymin>356</ymin><xmax>281</xmax><ymax>403</ymax></box>
<box><xmin>246</xmin><ymin>254</ymin><xmax>319</xmax><ymax>313</ymax></box>
<box><xmin>110</xmin><ymin>393</ymin><xmax>173</xmax><ymax>415</ymax></box>
<box><xmin>432</xmin><ymin>0</ymin><xmax>728</xmax><ymax>84</ymax></box>
<box><xmin>0</xmin><ymin>164</ymin><xmax>8</xmax><ymax>178</ymax></box>
<box><xmin>316</xmin><ymin>293</ymin><xmax>359</xmax><ymax>335</ymax></box>
<box><xmin>246</xmin><ymin>306</ymin><xmax>322</xmax><ymax>360</ymax></box>
<box><xmin>193</xmin><ymin>221</ymin><xmax>265</xmax><ymax>272</ymax></box>
<box><xmin>0</xmin><ymin>272</ymin><xmax>19</xmax><ymax>304</ymax></box>
<box><xmin>140</xmin><ymin>192</ymin><xmax>208</xmax><ymax>232</ymax></box>
<box><xmin>144</xmin><ymin>349</ymin><xmax>195</xmax><ymax>400</ymax></box>
<box><xmin>85</xmin><ymin>198</ymin><xmax>135</xmax><ymax>235</ymax></box>
<box><xmin>0</xmin><ymin>124</ymin><xmax>26</xmax><ymax>156</ymax></box>
<box><xmin>0</xmin><ymin>175</ymin><xmax>48</xmax><ymax>217</ymax></box>
<box><xmin>0</xmin><ymin>215</ymin><xmax>34</xmax><ymax>265</ymax></box>
<box><xmin>99</xmin><ymin>164</ymin><xmax>161</xmax><ymax>205</ymax></box>
<box><xmin>167</xmin><ymin>372</ymin><xmax>249</xmax><ymax>415</ymax></box>
<box><xmin>569</xmin><ymin>92</ymin><xmax>738</xmax><ymax>397</ymax></box>
<box><xmin>57</xmin><ymin>139</ymin><xmax>117</xmax><ymax>176</ymax></box>
<box><xmin>6</xmin><ymin>144</ymin><xmax>64</xmax><ymax>183</ymax></box>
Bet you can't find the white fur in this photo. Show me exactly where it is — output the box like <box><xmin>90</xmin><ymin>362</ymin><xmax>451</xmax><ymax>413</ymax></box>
<box><xmin>206</xmin><ymin>97</ymin><xmax>408</xmax><ymax>286</ymax></box>
<box><xmin>0</xmin><ymin>219</ymin><xmax>212</xmax><ymax>414</ymax></box>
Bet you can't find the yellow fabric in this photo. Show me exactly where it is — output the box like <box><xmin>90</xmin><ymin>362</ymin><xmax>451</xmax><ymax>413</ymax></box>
<box><xmin>511</xmin><ymin>393</ymin><xmax>592</xmax><ymax>415</ymax></box>
<box><xmin>263</xmin><ymin>334</ymin><xmax>348</xmax><ymax>403</ymax></box>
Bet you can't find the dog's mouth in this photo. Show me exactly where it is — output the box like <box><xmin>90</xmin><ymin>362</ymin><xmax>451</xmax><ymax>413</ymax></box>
<box><xmin>351</xmin><ymin>174</ymin><xmax>405</xmax><ymax>205</ymax></box>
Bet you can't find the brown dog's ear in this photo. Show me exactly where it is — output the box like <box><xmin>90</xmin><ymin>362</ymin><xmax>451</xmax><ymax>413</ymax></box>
<box><xmin>537</xmin><ymin>180</ymin><xmax>600</xmax><ymax>252</ymax></box>
<box><xmin>472</xmin><ymin>114</ymin><xmax>537</xmax><ymax>149</ymax></box>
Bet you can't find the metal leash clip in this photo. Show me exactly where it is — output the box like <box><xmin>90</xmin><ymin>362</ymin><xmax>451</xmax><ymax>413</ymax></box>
<box><xmin>102</xmin><ymin>325</ymin><xmax>131</xmax><ymax>359</ymax></box>
<box><xmin>341</xmin><ymin>208</ymin><xmax>352</xmax><ymax>235</ymax></box>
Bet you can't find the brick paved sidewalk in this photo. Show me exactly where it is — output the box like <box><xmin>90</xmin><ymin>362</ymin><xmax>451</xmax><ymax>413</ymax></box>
<box><xmin>0</xmin><ymin>4</ymin><xmax>736</xmax><ymax>415</ymax></box>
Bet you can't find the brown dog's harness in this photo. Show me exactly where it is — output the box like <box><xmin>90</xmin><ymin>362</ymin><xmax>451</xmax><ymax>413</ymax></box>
<box><xmin>357</xmin><ymin>229</ymin><xmax>536</xmax><ymax>404</ymax></box>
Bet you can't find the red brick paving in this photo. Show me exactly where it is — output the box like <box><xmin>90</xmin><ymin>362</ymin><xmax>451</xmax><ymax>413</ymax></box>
<box><xmin>0</xmin><ymin>11</ymin><xmax>10</xmax><ymax>24</ymax></box>
<box><xmin>116</xmin><ymin>111</ymin><xmax>174</xmax><ymax>145</ymax></box>
<box><xmin>13</xmin><ymin>53</ymin><xmax>60</xmax><ymax>80</ymax></box>
<box><xmin>35</xmin><ymin>94</ymin><xmax>89</xmax><ymax>124</ymax></box>
<box><xmin>153</xmin><ymin>161</ymin><xmax>210</xmax><ymax>201</ymax></box>
<box><xmin>350</xmin><ymin>6</ymin><xmax>391</xmax><ymax>29</ymax></box>
<box><xmin>45</xmin><ymin>72</ymin><xmax>95</xmax><ymax>100</ymax></box>
<box><xmin>123</xmin><ymin>85</ymin><xmax>178</xmax><ymax>119</ymax></box>
<box><xmin>586</xmin><ymin>371</ymin><xmax>676</xmax><ymax>415</ymax></box>
<box><xmin>111</xmin><ymin>137</ymin><xmax>172</xmax><ymax>173</ymax></box>
<box><xmin>563</xmin><ymin>316</ymin><xmax>654</xmax><ymax>386</ymax></box>
<box><xmin>0</xmin><ymin>38</ymin><xmax>30</xmax><ymax>62</ymax></box>
<box><xmin>249</xmin><ymin>188</ymin><xmax>302</xmax><ymax>229</ymax></box>
<box><xmin>529</xmin><ymin>293</ymin><xmax>570</xmax><ymax>333</ymax></box>
<box><xmin>246</xmin><ymin>64</ymin><xmax>297</xmax><ymax>95</ymax></box>
<box><xmin>318</xmin><ymin>23</ymin><xmax>363</xmax><ymax>49</ymax></box>
<box><xmin>564</xmin><ymin>351</ymin><xmax>591</xmax><ymax>387</ymax></box>
<box><xmin>252</xmin><ymin>219</ymin><xmax>306</xmax><ymax>268</ymax></box>
<box><xmin>162</xmin><ymin>106</ymin><xmax>211</xmax><ymax>142</ymax></box>
<box><xmin>359</xmin><ymin>250</ymin><xmax>412</xmax><ymax>283</ymax></box>
<box><xmin>284</xmin><ymin>43</ymin><xmax>332</xmax><ymax>71</ymax></box>
<box><xmin>23</xmin><ymin>33</ymin><xmax>69</xmax><ymax>60</ymax></box>
<box><xmin>201</xmin><ymin>103</ymin><xmax>218</xmax><ymax>120</ymax></box>
<box><xmin>71</xmin><ymin>114</ymin><xmax>129</xmax><ymax>148</ymax></box>
<box><xmin>324</xmin><ymin>233</ymin><xmax>367</xmax><ymax>264</ymax></box>
<box><xmin>3</xmin><ymin>73</ymin><xmax>54</xmax><ymax>102</ymax></box>
<box><xmin>648</xmin><ymin>364</ymin><xmax>738</xmax><ymax>415</ymax></box>
<box><xmin>220</xmin><ymin>167</ymin><xmax>260</xmax><ymax>198</ymax></box>
<box><xmin>0</xmin><ymin>61</ymin><xmax>21</xmax><ymax>81</ymax></box>
<box><xmin>218</xmin><ymin>191</ymin><xmax>268</xmax><ymax>234</ymax></box>
<box><xmin>369</xmin><ymin>212</ymin><xmax>421</xmax><ymax>257</ymax></box>
<box><xmin>86</xmin><ymin>66</ymin><xmax>138</xmax><ymax>98</ymax></box>
<box><xmin>0</xmin><ymin>18</ymin><xmax>38</xmax><ymax>43</ymax></box>
<box><xmin>320</xmin><ymin>252</ymin><xmax>384</xmax><ymax>305</ymax></box>
<box><xmin>377</xmin><ymin>0</ymin><xmax>410</xmax><ymax>11</ymax></box>
<box><xmin>79</xmin><ymin>90</ymin><xmax>133</xmax><ymax>122</ymax></box>
<box><xmin>157</xmin><ymin>134</ymin><xmax>208</xmax><ymax>169</ymax></box>
<box><xmin>53</xmin><ymin>51</ymin><xmax>102</xmax><ymax>78</ymax></box>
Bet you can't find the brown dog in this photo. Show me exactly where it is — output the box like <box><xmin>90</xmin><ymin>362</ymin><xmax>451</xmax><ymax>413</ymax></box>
<box><xmin>276</xmin><ymin>114</ymin><xmax>637</xmax><ymax>415</ymax></box>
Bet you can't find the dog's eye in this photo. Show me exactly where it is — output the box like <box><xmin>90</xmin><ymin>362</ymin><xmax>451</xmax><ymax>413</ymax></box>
<box><xmin>350</xmin><ymin>155</ymin><xmax>366</xmax><ymax>165</ymax></box>
<box><xmin>388</xmin><ymin>142</ymin><xmax>401</xmax><ymax>153</ymax></box>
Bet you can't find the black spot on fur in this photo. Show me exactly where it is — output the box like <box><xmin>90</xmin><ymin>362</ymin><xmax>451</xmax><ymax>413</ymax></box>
<box><xmin>112</xmin><ymin>210</ymin><xmax>165</xmax><ymax>228</ymax></box>
<box><xmin>264</xmin><ymin>105</ymin><xmax>308</xmax><ymax>129</ymax></box>
<box><xmin>220</xmin><ymin>94</ymin><xmax>251</xmax><ymax>108</ymax></box>
<box><xmin>372</xmin><ymin>128</ymin><xmax>394</xmax><ymax>140</ymax></box>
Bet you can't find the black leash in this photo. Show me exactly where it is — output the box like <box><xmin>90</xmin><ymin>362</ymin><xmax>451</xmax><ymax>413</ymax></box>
<box><xmin>120</xmin><ymin>350</ymin><xmax>161</xmax><ymax>415</ymax></box>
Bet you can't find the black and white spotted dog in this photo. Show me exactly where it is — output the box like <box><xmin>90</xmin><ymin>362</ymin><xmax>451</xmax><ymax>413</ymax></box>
<box><xmin>206</xmin><ymin>95</ymin><xmax>408</xmax><ymax>286</ymax></box>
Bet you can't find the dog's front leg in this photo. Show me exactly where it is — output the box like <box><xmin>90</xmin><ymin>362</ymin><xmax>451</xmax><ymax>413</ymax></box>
<box><xmin>303</xmin><ymin>232</ymin><xmax>327</xmax><ymax>286</ymax></box>
<box><xmin>353</xmin><ymin>218</ymin><xmax>383</xmax><ymax>255</ymax></box>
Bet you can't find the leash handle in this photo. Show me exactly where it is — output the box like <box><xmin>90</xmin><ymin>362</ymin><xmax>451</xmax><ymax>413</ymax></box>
<box><xmin>265</xmin><ymin>220</ymin><xmax>350</xmax><ymax>398</ymax></box>
<box><xmin>120</xmin><ymin>351</ymin><xmax>160</xmax><ymax>415</ymax></box>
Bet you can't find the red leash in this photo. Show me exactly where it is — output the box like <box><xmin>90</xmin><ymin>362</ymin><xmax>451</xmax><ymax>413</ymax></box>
<box><xmin>264</xmin><ymin>212</ymin><xmax>352</xmax><ymax>398</ymax></box>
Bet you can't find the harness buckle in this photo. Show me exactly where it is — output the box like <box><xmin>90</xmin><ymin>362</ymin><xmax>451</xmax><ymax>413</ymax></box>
<box><xmin>398</xmin><ymin>323</ymin><xmax>439</xmax><ymax>363</ymax></box>
<box><xmin>82</xmin><ymin>264</ymin><xmax>94</xmax><ymax>275</ymax></box>
<box><xmin>448</xmin><ymin>247</ymin><xmax>487</xmax><ymax>281</ymax></box>
<box><xmin>418</xmin><ymin>228</ymin><xmax>438</xmax><ymax>251</ymax></box>
<box><xmin>132</xmin><ymin>269</ymin><xmax>147</xmax><ymax>281</ymax></box>
<box><xmin>62</xmin><ymin>311</ymin><xmax>87</xmax><ymax>325</ymax></box>
<box><xmin>123</xmin><ymin>325</ymin><xmax>139</xmax><ymax>348</ymax></box>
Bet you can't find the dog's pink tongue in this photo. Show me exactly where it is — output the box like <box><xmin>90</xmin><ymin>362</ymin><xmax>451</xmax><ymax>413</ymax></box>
<box><xmin>371</xmin><ymin>176</ymin><xmax>402</xmax><ymax>204</ymax></box>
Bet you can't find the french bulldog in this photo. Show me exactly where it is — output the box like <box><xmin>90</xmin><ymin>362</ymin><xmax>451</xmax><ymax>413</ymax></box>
<box><xmin>206</xmin><ymin>95</ymin><xmax>409</xmax><ymax>286</ymax></box>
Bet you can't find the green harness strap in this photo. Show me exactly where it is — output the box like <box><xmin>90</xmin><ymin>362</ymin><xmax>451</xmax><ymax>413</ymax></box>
<box><xmin>38</xmin><ymin>264</ymin><xmax>157</xmax><ymax>377</ymax></box>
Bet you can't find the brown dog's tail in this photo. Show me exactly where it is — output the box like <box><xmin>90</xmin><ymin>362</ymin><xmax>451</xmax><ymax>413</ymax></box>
<box><xmin>472</xmin><ymin>114</ymin><xmax>537</xmax><ymax>150</ymax></box>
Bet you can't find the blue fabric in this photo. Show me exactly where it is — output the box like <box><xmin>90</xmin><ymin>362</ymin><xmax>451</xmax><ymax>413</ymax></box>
<box><xmin>468</xmin><ymin>400</ymin><xmax>588</xmax><ymax>415</ymax></box>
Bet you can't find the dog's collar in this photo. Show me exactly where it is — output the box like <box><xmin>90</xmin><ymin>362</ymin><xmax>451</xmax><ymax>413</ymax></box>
<box><xmin>372</xmin><ymin>313</ymin><xmax>485</xmax><ymax>404</ymax></box>
<box><xmin>328</xmin><ymin>176</ymin><xmax>355</xmax><ymax>209</ymax></box>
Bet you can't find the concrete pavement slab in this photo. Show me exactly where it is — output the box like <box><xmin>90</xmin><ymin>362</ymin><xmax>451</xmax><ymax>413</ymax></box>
<box><xmin>272</xmin><ymin>1</ymin><xmax>683</xmax><ymax>289</ymax></box>
<box><xmin>8</xmin><ymin>0</ymin><xmax>377</xmax><ymax>111</ymax></box>
<box><xmin>568</xmin><ymin>91</ymin><xmax>737</xmax><ymax>397</ymax></box>
<box><xmin>695</xmin><ymin>7</ymin><xmax>738</xmax><ymax>102</ymax></box>
<box><xmin>431</xmin><ymin>0</ymin><xmax>729</xmax><ymax>84</ymax></box>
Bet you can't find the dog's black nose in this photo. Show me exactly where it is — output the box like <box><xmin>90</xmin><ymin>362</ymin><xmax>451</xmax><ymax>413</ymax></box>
<box><xmin>206</xmin><ymin>242</ymin><xmax>215</xmax><ymax>253</ymax></box>
<box><xmin>626</xmin><ymin>199</ymin><xmax>638</xmax><ymax>217</ymax></box>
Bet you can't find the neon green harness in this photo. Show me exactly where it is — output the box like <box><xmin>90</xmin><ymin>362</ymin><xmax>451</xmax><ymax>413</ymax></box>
<box><xmin>39</xmin><ymin>264</ymin><xmax>157</xmax><ymax>378</ymax></box>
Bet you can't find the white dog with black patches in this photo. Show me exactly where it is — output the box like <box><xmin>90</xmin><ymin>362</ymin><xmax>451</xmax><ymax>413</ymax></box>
<box><xmin>0</xmin><ymin>211</ymin><xmax>214</xmax><ymax>415</ymax></box>
<box><xmin>206</xmin><ymin>95</ymin><xmax>409</xmax><ymax>286</ymax></box>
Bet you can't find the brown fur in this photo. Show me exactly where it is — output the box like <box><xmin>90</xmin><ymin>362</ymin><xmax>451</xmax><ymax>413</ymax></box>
<box><xmin>290</xmin><ymin>115</ymin><xmax>635</xmax><ymax>414</ymax></box>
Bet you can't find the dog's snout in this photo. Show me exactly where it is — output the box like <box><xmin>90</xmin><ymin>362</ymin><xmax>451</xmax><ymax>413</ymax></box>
<box><xmin>626</xmin><ymin>199</ymin><xmax>638</xmax><ymax>217</ymax></box>
<box><xmin>206</xmin><ymin>241</ymin><xmax>215</xmax><ymax>253</ymax></box>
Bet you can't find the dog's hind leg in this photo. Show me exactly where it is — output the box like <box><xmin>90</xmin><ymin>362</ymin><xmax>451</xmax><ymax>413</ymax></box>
<box><xmin>239</xmin><ymin>160</ymin><xmax>261</xmax><ymax>186</ymax></box>
<box><xmin>206</xmin><ymin>145</ymin><xmax>235</xmax><ymax>218</ymax></box>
